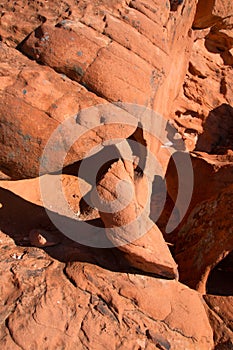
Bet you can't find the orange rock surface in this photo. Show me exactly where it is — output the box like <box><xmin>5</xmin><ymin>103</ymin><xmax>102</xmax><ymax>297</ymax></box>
<box><xmin>0</xmin><ymin>0</ymin><xmax>233</xmax><ymax>348</ymax></box>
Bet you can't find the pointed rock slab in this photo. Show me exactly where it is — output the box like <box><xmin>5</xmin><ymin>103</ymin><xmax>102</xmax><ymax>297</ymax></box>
<box><xmin>96</xmin><ymin>158</ymin><xmax>178</xmax><ymax>279</ymax></box>
<box><xmin>109</xmin><ymin>223</ymin><xmax>179</xmax><ymax>279</ymax></box>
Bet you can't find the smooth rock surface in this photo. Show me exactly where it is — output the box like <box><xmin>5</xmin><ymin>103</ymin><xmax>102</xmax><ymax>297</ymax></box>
<box><xmin>0</xmin><ymin>44</ymin><xmax>137</xmax><ymax>179</ymax></box>
<box><xmin>97</xmin><ymin>159</ymin><xmax>178</xmax><ymax>278</ymax></box>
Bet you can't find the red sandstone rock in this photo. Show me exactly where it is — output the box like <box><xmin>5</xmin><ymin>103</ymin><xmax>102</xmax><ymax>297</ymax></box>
<box><xmin>21</xmin><ymin>22</ymin><xmax>110</xmax><ymax>83</ymax></box>
<box><xmin>0</xmin><ymin>44</ymin><xmax>137</xmax><ymax>179</ymax></box>
<box><xmin>21</xmin><ymin>21</ymin><xmax>158</xmax><ymax>106</ymax></box>
<box><xmin>172</xmin><ymin>25</ymin><xmax>233</xmax><ymax>152</ymax></box>
<box><xmin>205</xmin><ymin>16</ymin><xmax>233</xmax><ymax>53</ymax></box>
<box><xmin>0</xmin><ymin>230</ymin><xmax>213</xmax><ymax>350</ymax></box>
<box><xmin>97</xmin><ymin>158</ymin><xmax>178</xmax><ymax>278</ymax></box>
<box><xmin>162</xmin><ymin>0</ymin><xmax>233</xmax><ymax>311</ymax></box>
<box><xmin>193</xmin><ymin>0</ymin><xmax>233</xmax><ymax>29</ymax></box>
<box><xmin>0</xmin><ymin>0</ymin><xmax>233</xmax><ymax>348</ymax></box>
<box><xmin>29</xmin><ymin>229</ymin><xmax>61</xmax><ymax>247</ymax></box>
<box><xmin>204</xmin><ymin>294</ymin><xmax>233</xmax><ymax>349</ymax></box>
<box><xmin>104</xmin><ymin>13</ymin><xmax>168</xmax><ymax>70</ymax></box>
<box><xmin>166</xmin><ymin>152</ymin><xmax>233</xmax><ymax>221</ymax></box>
<box><xmin>174</xmin><ymin>185</ymin><xmax>233</xmax><ymax>293</ymax></box>
<box><xmin>19</xmin><ymin>0</ymin><xmax>197</xmax><ymax>118</ymax></box>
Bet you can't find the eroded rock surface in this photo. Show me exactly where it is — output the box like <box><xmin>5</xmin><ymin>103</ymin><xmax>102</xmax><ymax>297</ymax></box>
<box><xmin>97</xmin><ymin>158</ymin><xmax>178</xmax><ymax>278</ymax></box>
<box><xmin>161</xmin><ymin>1</ymin><xmax>233</xmax><ymax>347</ymax></box>
<box><xmin>0</xmin><ymin>230</ymin><xmax>213</xmax><ymax>350</ymax></box>
<box><xmin>0</xmin><ymin>44</ymin><xmax>137</xmax><ymax>179</ymax></box>
<box><xmin>0</xmin><ymin>0</ymin><xmax>197</xmax><ymax>181</ymax></box>
<box><xmin>204</xmin><ymin>294</ymin><xmax>233</xmax><ymax>350</ymax></box>
<box><xmin>0</xmin><ymin>0</ymin><xmax>233</xmax><ymax>348</ymax></box>
<box><xmin>174</xmin><ymin>185</ymin><xmax>233</xmax><ymax>293</ymax></box>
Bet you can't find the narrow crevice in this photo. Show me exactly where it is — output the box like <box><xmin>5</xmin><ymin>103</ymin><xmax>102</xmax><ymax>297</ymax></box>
<box><xmin>119</xmin><ymin>10</ymin><xmax>168</xmax><ymax>55</ymax></box>
<box><xmin>220</xmin><ymin>77</ymin><xmax>227</xmax><ymax>97</ymax></box>
<box><xmin>169</xmin><ymin>0</ymin><xmax>184</xmax><ymax>12</ymax></box>
<box><xmin>127</xmin><ymin>1</ymin><xmax>161</xmax><ymax>27</ymax></box>
<box><xmin>188</xmin><ymin>62</ymin><xmax>207</xmax><ymax>79</ymax></box>
<box><xmin>128</xmin><ymin>123</ymin><xmax>147</xmax><ymax>177</ymax></box>
<box><xmin>5</xmin><ymin>317</ymin><xmax>24</xmax><ymax>350</ymax></box>
<box><xmin>95</xmin><ymin>294</ymin><xmax>120</xmax><ymax>323</ymax></box>
<box><xmin>146</xmin><ymin>329</ymin><xmax>171</xmax><ymax>350</ymax></box>
<box><xmin>63</xmin><ymin>266</ymin><xmax>77</xmax><ymax>288</ymax></box>
<box><xmin>206</xmin><ymin>251</ymin><xmax>233</xmax><ymax>296</ymax></box>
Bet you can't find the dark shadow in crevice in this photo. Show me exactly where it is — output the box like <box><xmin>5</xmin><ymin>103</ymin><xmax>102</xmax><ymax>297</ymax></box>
<box><xmin>195</xmin><ymin>103</ymin><xmax>233</xmax><ymax>154</ymax></box>
<box><xmin>206</xmin><ymin>251</ymin><xmax>233</xmax><ymax>296</ymax></box>
<box><xmin>205</xmin><ymin>37</ymin><xmax>226</xmax><ymax>54</ymax></box>
<box><xmin>204</xmin><ymin>33</ymin><xmax>233</xmax><ymax>66</ymax></box>
<box><xmin>169</xmin><ymin>0</ymin><xmax>184</xmax><ymax>12</ymax></box>
<box><xmin>16</xmin><ymin>24</ymin><xmax>47</xmax><ymax>66</ymax></box>
<box><xmin>214</xmin><ymin>340</ymin><xmax>233</xmax><ymax>350</ymax></box>
<box><xmin>0</xmin><ymin>186</ymin><xmax>172</xmax><ymax>280</ymax></box>
<box><xmin>220</xmin><ymin>50</ymin><xmax>233</xmax><ymax>67</ymax></box>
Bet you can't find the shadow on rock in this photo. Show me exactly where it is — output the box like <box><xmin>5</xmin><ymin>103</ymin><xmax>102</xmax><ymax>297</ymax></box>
<box><xmin>0</xmin><ymin>186</ymin><xmax>167</xmax><ymax>277</ymax></box>
<box><xmin>195</xmin><ymin>103</ymin><xmax>233</xmax><ymax>154</ymax></box>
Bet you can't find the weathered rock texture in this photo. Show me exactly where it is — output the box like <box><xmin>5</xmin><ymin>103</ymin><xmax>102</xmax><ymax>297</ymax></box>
<box><xmin>0</xmin><ymin>44</ymin><xmax>137</xmax><ymax>179</ymax></box>
<box><xmin>157</xmin><ymin>2</ymin><xmax>233</xmax><ymax>347</ymax></box>
<box><xmin>0</xmin><ymin>228</ymin><xmax>213</xmax><ymax>350</ymax></box>
<box><xmin>204</xmin><ymin>294</ymin><xmax>233</xmax><ymax>350</ymax></box>
<box><xmin>0</xmin><ymin>0</ymin><xmax>233</xmax><ymax>349</ymax></box>
<box><xmin>174</xmin><ymin>185</ymin><xmax>233</xmax><ymax>293</ymax></box>
<box><xmin>0</xmin><ymin>0</ymin><xmax>197</xmax><ymax>179</ymax></box>
<box><xmin>162</xmin><ymin>0</ymin><xmax>233</xmax><ymax>296</ymax></box>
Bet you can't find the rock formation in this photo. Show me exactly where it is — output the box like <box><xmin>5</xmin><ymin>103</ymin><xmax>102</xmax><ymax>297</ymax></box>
<box><xmin>0</xmin><ymin>0</ymin><xmax>233</xmax><ymax>348</ymax></box>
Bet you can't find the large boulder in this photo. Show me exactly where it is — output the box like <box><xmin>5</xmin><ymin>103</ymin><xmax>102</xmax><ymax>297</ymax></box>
<box><xmin>0</xmin><ymin>44</ymin><xmax>137</xmax><ymax>179</ymax></box>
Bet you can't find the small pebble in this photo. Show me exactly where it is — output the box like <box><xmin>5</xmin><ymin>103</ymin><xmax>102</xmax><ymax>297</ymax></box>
<box><xmin>29</xmin><ymin>229</ymin><xmax>61</xmax><ymax>247</ymax></box>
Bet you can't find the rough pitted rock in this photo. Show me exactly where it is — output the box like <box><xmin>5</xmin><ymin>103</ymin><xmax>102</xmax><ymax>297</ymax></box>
<box><xmin>0</xmin><ymin>0</ymin><xmax>198</xmax><ymax>180</ymax></box>
<box><xmin>0</xmin><ymin>230</ymin><xmax>213</xmax><ymax>350</ymax></box>
<box><xmin>1</xmin><ymin>0</ymin><xmax>233</xmax><ymax>348</ymax></box>
<box><xmin>204</xmin><ymin>294</ymin><xmax>233</xmax><ymax>350</ymax></box>
<box><xmin>173</xmin><ymin>185</ymin><xmax>233</xmax><ymax>293</ymax></box>
<box><xmin>172</xmin><ymin>1</ymin><xmax>233</xmax><ymax>152</ymax></box>
<box><xmin>19</xmin><ymin>0</ymin><xmax>196</xmax><ymax>118</ymax></box>
<box><xmin>166</xmin><ymin>152</ymin><xmax>233</xmax><ymax>221</ymax></box>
